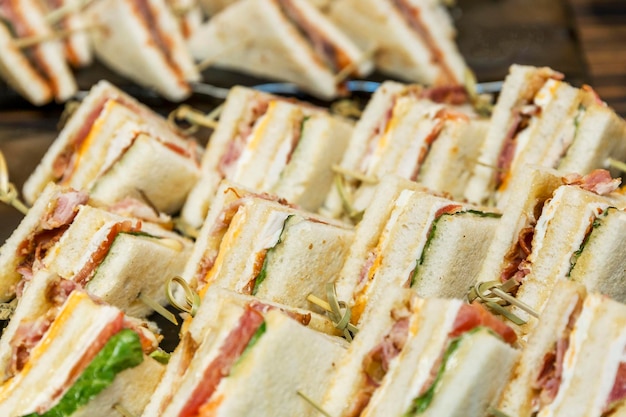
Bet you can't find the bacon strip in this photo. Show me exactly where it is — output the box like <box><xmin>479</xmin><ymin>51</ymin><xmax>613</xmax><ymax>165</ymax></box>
<box><xmin>563</xmin><ymin>169</ymin><xmax>621</xmax><ymax>195</ymax></box>
<box><xmin>178</xmin><ymin>307</ymin><xmax>265</xmax><ymax>417</ymax></box>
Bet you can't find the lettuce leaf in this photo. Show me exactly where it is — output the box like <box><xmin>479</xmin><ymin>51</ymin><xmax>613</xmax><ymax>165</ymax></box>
<box><xmin>23</xmin><ymin>329</ymin><xmax>144</xmax><ymax>417</ymax></box>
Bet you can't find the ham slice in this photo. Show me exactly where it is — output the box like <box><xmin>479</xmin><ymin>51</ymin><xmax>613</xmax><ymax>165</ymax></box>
<box><xmin>178</xmin><ymin>307</ymin><xmax>264</xmax><ymax>417</ymax></box>
<box><xmin>449</xmin><ymin>302</ymin><xmax>517</xmax><ymax>345</ymax></box>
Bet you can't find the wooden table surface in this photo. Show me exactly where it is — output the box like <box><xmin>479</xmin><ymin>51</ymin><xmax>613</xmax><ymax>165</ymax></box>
<box><xmin>569</xmin><ymin>0</ymin><xmax>626</xmax><ymax>115</ymax></box>
<box><xmin>0</xmin><ymin>0</ymin><xmax>624</xmax><ymax>243</ymax></box>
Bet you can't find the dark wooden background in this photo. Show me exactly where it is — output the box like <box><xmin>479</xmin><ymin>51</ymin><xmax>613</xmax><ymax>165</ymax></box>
<box><xmin>0</xmin><ymin>0</ymin><xmax>625</xmax><ymax>243</ymax></box>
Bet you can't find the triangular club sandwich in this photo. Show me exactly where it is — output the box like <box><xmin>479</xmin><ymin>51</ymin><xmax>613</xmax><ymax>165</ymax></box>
<box><xmin>144</xmin><ymin>286</ymin><xmax>342</xmax><ymax>415</ymax></box>
<box><xmin>322</xmin><ymin>286</ymin><xmax>518</xmax><ymax>417</ymax></box>
<box><xmin>0</xmin><ymin>0</ymin><xmax>77</xmax><ymax>105</ymax></box>
<box><xmin>511</xmin><ymin>171</ymin><xmax>626</xmax><ymax>332</ymax></box>
<box><xmin>181</xmin><ymin>85</ymin><xmax>353</xmax><ymax>229</ymax></box>
<box><xmin>334</xmin><ymin>174</ymin><xmax>501</xmax><ymax>325</ymax></box>
<box><xmin>181</xmin><ymin>181</ymin><xmax>354</xmax><ymax>312</ymax></box>
<box><xmin>495</xmin><ymin>280</ymin><xmax>626</xmax><ymax>417</ymax></box>
<box><xmin>143</xmin><ymin>295</ymin><xmax>348</xmax><ymax>417</ymax></box>
<box><xmin>39</xmin><ymin>0</ymin><xmax>93</xmax><ymax>68</ymax></box>
<box><xmin>23</xmin><ymin>80</ymin><xmax>202</xmax><ymax>213</ymax></box>
<box><xmin>321</xmin><ymin>80</ymin><xmax>487</xmax><ymax>221</ymax></box>
<box><xmin>188</xmin><ymin>0</ymin><xmax>373</xmax><ymax>99</ymax></box>
<box><xmin>465</xmin><ymin>64</ymin><xmax>626</xmax><ymax>207</ymax></box>
<box><xmin>475</xmin><ymin>166</ymin><xmax>626</xmax><ymax>335</ymax></box>
<box><xmin>84</xmin><ymin>0</ymin><xmax>200</xmax><ymax>101</ymax></box>
<box><xmin>328</xmin><ymin>0</ymin><xmax>469</xmax><ymax>86</ymax></box>
<box><xmin>0</xmin><ymin>183</ymin><xmax>193</xmax><ymax>316</ymax></box>
<box><xmin>0</xmin><ymin>285</ymin><xmax>164</xmax><ymax>417</ymax></box>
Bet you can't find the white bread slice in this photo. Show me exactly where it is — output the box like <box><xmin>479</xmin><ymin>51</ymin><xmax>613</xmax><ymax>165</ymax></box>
<box><xmin>333</xmin><ymin>174</ymin><xmax>425</xmax><ymax>303</ymax></box>
<box><xmin>496</xmin><ymin>280</ymin><xmax>587</xmax><ymax>417</ymax></box>
<box><xmin>183</xmin><ymin>87</ymin><xmax>347</xmax><ymax>227</ymax></box>
<box><xmin>0</xmin><ymin>21</ymin><xmax>52</xmax><ymax>105</ymax></box>
<box><xmin>557</xmin><ymin>100</ymin><xmax>626</xmax><ymax>177</ymax></box>
<box><xmin>329</xmin><ymin>0</ymin><xmax>467</xmax><ymax>85</ymax></box>
<box><xmin>270</xmin><ymin>112</ymin><xmax>353</xmax><ymax>212</ymax></box>
<box><xmin>418</xmin><ymin>117</ymin><xmax>489</xmax><ymax>200</ymax></box>
<box><xmin>166</xmin><ymin>0</ymin><xmax>203</xmax><ymax>39</ymax></box>
<box><xmin>88</xmin><ymin>130</ymin><xmax>200</xmax><ymax>214</ymax></box>
<box><xmin>411</xmin><ymin>210</ymin><xmax>500</xmax><ymax>299</ymax></box>
<box><xmin>199</xmin><ymin>0</ymin><xmax>330</xmax><ymax>15</ymax></box>
<box><xmin>348</xmin><ymin>98</ymin><xmax>441</xmax><ymax>213</ymax></box>
<box><xmin>464</xmin><ymin>65</ymin><xmax>562</xmax><ymax>205</ymax></box>
<box><xmin>188</xmin><ymin>0</ymin><xmax>372</xmax><ymax>99</ymax></box>
<box><xmin>568</xmin><ymin>207</ymin><xmax>626</xmax><ymax>303</ymax></box>
<box><xmin>85</xmin><ymin>0</ymin><xmax>199</xmax><ymax>101</ymax></box>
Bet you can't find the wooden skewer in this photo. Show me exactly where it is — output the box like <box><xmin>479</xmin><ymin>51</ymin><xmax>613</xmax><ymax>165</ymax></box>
<box><xmin>606</xmin><ymin>157</ymin><xmax>626</xmax><ymax>173</ymax></box>
<box><xmin>45</xmin><ymin>0</ymin><xmax>94</xmax><ymax>25</ymax></box>
<box><xmin>113</xmin><ymin>403</ymin><xmax>136</xmax><ymax>417</ymax></box>
<box><xmin>14</xmin><ymin>25</ymin><xmax>99</xmax><ymax>49</ymax></box>
<box><xmin>331</xmin><ymin>164</ymin><xmax>379</xmax><ymax>184</ymax></box>
<box><xmin>0</xmin><ymin>150</ymin><xmax>29</xmax><ymax>215</ymax></box>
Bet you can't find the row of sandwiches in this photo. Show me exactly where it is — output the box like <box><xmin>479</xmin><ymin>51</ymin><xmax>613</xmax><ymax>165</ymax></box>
<box><xmin>0</xmin><ymin>0</ymin><xmax>469</xmax><ymax>104</ymax></box>
<box><xmin>2</xmin><ymin>180</ymin><xmax>626</xmax><ymax>416</ymax></box>
<box><xmin>2</xmin><ymin>65</ymin><xmax>626</xmax><ymax>415</ymax></box>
